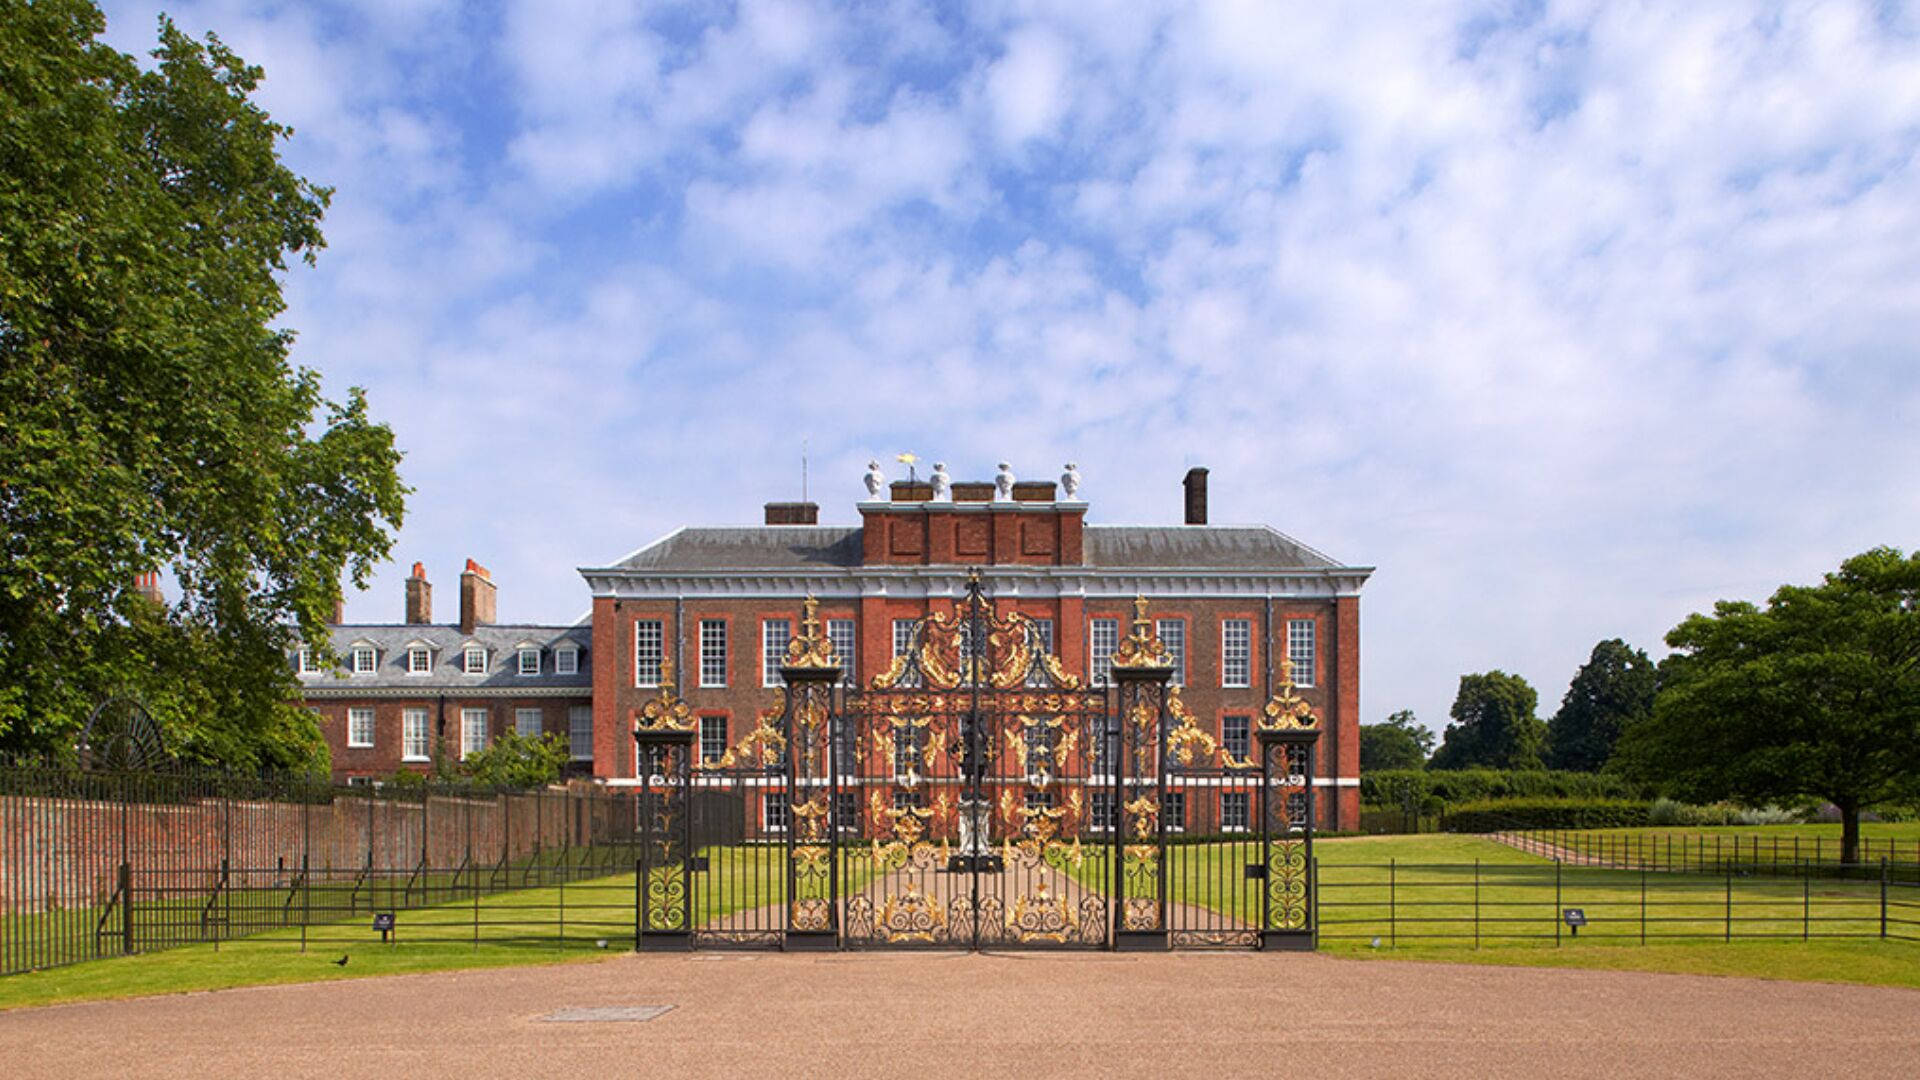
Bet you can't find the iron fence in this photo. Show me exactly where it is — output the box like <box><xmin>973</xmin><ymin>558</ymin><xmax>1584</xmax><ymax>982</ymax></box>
<box><xmin>0</xmin><ymin>766</ymin><xmax>646</xmax><ymax>976</ymax></box>
<box><xmin>1318</xmin><ymin>859</ymin><xmax>1920</xmax><ymax>946</ymax></box>
<box><xmin>1499</xmin><ymin>828</ymin><xmax>1920</xmax><ymax>884</ymax></box>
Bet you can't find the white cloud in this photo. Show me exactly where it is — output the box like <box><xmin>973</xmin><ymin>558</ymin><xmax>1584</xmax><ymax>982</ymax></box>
<box><xmin>89</xmin><ymin>0</ymin><xmax>1920</xmax><ymax>741</ymax></box>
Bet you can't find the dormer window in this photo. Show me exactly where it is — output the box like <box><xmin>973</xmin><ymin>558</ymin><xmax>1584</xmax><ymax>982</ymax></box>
<box><xmin>351</xmin><ymin>645</ymin><xmax>377</xmax><ymax>674</ymax></box>
<box><xmin>406</xmin><ymin>645</ymin><xmax>432</xmax><ymax>674</ymax></box>
<box><xmin>555</xmin><ymin>646</ymin><xmax>579</xmax><ymax>676</ymax></box>
<box><xmin>296</xmin><ymin>647</ymin><xmax>318</xmax><ymax>675</ymax></box>
<box><xmin>463</xmin><ymin>646</ymin><xmax>487</xmax><ymax>674</ymax></box>
<box><xmin>517</xmin><ymin>647</ymin><xmax>541</xmax><ymax>676</ymax></box>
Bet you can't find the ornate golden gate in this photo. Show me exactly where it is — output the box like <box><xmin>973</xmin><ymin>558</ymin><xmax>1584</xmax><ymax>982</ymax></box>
<box><xmin>633</xmin><ymin>579</ymin><xmax>1320</xmax><ymax>951</ymax></box>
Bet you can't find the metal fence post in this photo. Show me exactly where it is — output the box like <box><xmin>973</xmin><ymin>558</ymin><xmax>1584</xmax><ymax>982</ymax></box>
<box><xmin>1725</xmin><ymin>869</ymin><xmax>1733</xmax><ymax>943</ymax></box>
<box><xmin>118</xmin><ymin>857</ymin><xmax>133</xmax><ymax>949</ymax></box>
<box><xmin>1802</xmin><ymin>871</ymin><xmax>1809</xmax><ymax>942</ymax></box>
<box><xmin>1882</xmin><ymin>858</ymin><xmax>1890</xmax><ymax>940</ymax></box>
<box><xmin>1639</xmin><ymin>866</ymin><xmax>1646</xmax><ymax>945</ymax></box>
<box><xmin>1388</xmin><ymin>858</ymin><xmax>1396</xmax><ymax>948</ymax></box>
<box><xmin>1554</xmin><ymin>860</ymin><xmax>1562</xmax><ymax>947</ymax></box>
<box><xmin>1473</xmin><ymin>859</ymin><xmax>1480</xmax><ymax>949</ymax></box>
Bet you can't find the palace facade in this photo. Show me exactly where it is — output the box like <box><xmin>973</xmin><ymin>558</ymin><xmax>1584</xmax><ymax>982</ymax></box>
<box><xmin>300</xmin><ymin>466</ymin><xmax>1372</xmax><ymax>828</ymax></box>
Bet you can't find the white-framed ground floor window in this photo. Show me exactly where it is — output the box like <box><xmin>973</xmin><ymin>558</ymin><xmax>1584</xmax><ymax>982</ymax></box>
<box><xmin>461</xmin><ymin>708</ymin><xmax>489</xmax><ymax>759</ymax></box>
<box><xmin>402</xmin><ymin>708</ymin><xmax>430</xmax><ymax>761</ymax></box>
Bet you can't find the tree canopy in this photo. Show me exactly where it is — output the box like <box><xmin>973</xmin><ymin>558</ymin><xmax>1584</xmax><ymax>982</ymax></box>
<box><xmin>1429</xmin><ymin>671</ymin><xmax>1546</xmax><ymax>771</ymax></box>
<box><xmin>1360</xmin><ymin>709</ymin><xmax>1434</xmax><ymax>772</ymax></box>
<box><xmin>1546</xmin><ymin>638</ymin><xmax>1655</xmax><ymax>771</ymax></box>
<box><xmin>0</xmin><ymin>1</ymin><xmax>405</xmax><ymax>770</ymax></box>
<box><xmin>1615</xmin><ymin>547</ymin><xmax>1920</xmax><ymax>863</ymax></box>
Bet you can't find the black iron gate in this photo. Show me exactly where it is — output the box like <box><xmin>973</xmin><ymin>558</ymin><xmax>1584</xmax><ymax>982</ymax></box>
<box><xmin>634</xmin><ymin>579</ymin><xmax>1319</xmax><ymax>951</ymax></box>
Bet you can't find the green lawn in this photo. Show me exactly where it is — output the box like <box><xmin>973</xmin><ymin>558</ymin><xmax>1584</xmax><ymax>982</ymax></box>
<box><xmin>6</xmin><ymin>833</ymin><xmax>1916</xmax><ymax>1011</ymax></box>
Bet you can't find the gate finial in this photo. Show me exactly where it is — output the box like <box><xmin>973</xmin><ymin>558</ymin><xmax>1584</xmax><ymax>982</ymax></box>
<box><xmin>784</xmin><ymin>594</ymin><xmax>840</xmax><ymax>669</ymax></box>
<box><xmin>1109</xmin><ymin>594</ymin><xmax>1173</xmax><ymax>670</ymax></box>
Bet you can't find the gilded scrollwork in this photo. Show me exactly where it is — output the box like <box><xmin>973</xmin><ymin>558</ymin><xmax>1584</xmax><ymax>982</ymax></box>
<box><xmin>1109</xmin><ymin>595</ymin><xmax>1174</xmax><ymax>670</ymax></box>
<box><xmin>633</xmin><ymin>658</ymin><xmax>697</xmax><ymax>733</ymax></box>
<box><xmin>1260</xmin><ymin>655</ymin><xmax>1320</xmax><ymax>731</ymax></box>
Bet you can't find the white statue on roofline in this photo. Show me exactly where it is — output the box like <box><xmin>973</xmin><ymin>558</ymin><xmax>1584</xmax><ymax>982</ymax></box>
<box><xmin>930</xmin><ymin>462</ymin><xmax>951</xmax><ymax>502</ymax></box>
<box><xmin>1060</xmin><ymin>463</ymin><xmax>1081</xmax><ymax>501</ymax></box>
<box><xmin>864</xmin><ymin>460</ymin><xmax>885</xmax><ymax>499</ymax></box>
<box><xmin>994</xmin><ymin>462</ymin><xmax>1015</xmax><ymax>501</ymax></box>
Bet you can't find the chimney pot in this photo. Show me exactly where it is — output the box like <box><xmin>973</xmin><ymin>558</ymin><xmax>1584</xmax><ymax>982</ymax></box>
<box><xmin>1183</xmin><ymin>467</ymin><xmax>1209</xmax><ymax>525</ymax></box>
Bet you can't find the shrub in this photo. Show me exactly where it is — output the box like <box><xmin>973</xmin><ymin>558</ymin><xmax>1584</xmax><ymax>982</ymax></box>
<box><xmin>1362</xmin><ymin>769</ymin><xmax>1647</xmax><ymax>807</ymax></box>
<box><xmin>1441</xmin><ymin>797</ymin><xmax>1652</xmax><ymax>832</ymax></box>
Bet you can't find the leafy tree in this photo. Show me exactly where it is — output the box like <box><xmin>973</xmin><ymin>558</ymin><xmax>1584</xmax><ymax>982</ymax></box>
<box><xmin>1360</xmin><ymin>709</ymin><xmax>1433</xmax><ymax>772</ymax></box>
<box><xmin>1429</xmin><ymin>671</ymin><xmax>1546</xmax><ymax>771</ymax></box>
<box><xmin>1546</xmin><ymin>639</ymin><xmax>1655</xmax><ymax>771</ymax></box>
<box><xmin>1615</xmin><ymin>547</ymin><xmax>1920</xmax><ymax>864</ymax></box>
<box><xmin>0</xmin><ymin>1</ymin><xmax>405</xmax><ymax>770</ymax></box>
<box><xmin>457</xmin><ymin>732</ymin><xmax>570</xmax><ymax>790</ymax></box>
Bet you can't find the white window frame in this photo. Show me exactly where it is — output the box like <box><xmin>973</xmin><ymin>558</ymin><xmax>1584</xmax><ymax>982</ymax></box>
<box><xmin>347</xmin><ymin>707</ymin><xmax>375</xmax><ymax>749</ymax></box>
<box><xmin>555</xmin><ymin>646</ymin><xmax>579</xmax><ymax>676</ymax></box>
<box><xmin>463</xmin><ymin>645</ymin><xmax>487</xmax><ymax>675</ymax></box>
<box><xmin>699</xmin><ymin>619</ymin><xmax>727</xmax><ymax>688</ymax></box>
<box><xmin>515</xmin><ymin>707</ymin><xmax>543</xmax><ymax>738</ymax></box>
<box><xmin>1157</xmin><ymin>618</ymin><xmax>1186</xmax><ymax>687</ymax></box>
<box><xmin>1088</xmin><ymin>789</ymin><xmax>1114</xmax><ymax>833</ymax></box>
<box><xmin>827</xmin><ymin>618</ymin><xmax>856</xmax><ymax>686</ymax></box>
<box><xmin>517</xmin><ymin>647</ymin><xmax>541</xmax><ymax>676</ymax></box>
<box><xmin>762</xmin><ymin>619</ymin><xmax>792</xmax><ymax>687</ymax></box>
<box><xmin>460</xmin><ymin>708</ymin><xmax>488</xmax><ymax>759</ymax></box>
<box><xmin>402</xmin><ymin>708</ymin><xmax>430</xmax><ymax>762</ymax></box>
<box><xmin>892</xmin><ymin>619</ymin><xmax>916</xmax><ymax>657</ymax></box>
<box><xmin>1089</xmin><ymin>618</ymin><xmax>1119</xmax><ymax>686</ymax></box>
<box><xmin>1223</xmin><ymin>715</ymin><xmax>1251</xmax><ymax>763</ymax></box>
<box><xmin>1026</xmin><ymin>618</ymin><xmax>1057</xmax><ymax>687</ymax></box>
<box><xmin>1287</xmin><ymin>618</ymin><xmax>1317</xmax><ymax>688</ymax></box>
<box><xmin>1163</xmin><ymin>789</ymin><xmax>1187</xmax><ymax>834</ymax></box>
<box><xmin>762</xmin><ymin>795</ymin><xmax>789</xmax><ymax>833</ymax></box>
<box><xmin>700</xmin><ymin>716</ymin><xmax>727</xmax><ymax>765</ymax></box>
<box><xmin>634</xmin><ymin>620</ymin><xmax>663</xmax><ymax>687</ymax></box>
<box><xmin>1221</xmin><ymin>790</ymin><xmax>1250</xmax><ymax>833</ymax></box>
<box><xmin>1221</xmin><ymin>619</ymin><xmax>1251</xmax><ymax>688</ymax></box>
<box><xmin>351</xmin><ymin>645</ymin><xmax>376</xmax><ymax>675</ymax></box>
<box><xmin>568</xmin><ymin>705</ymin><xmax>593</xmax><ymax>761</ymax></box>
<box><xmin>296</xmin><ymin>647</ymin><xmax>317</xmax><ymax>674</ymax></box>
<box><xmin>406</xmin><ymin>645</ymin><xmax>432</xmax><ymax>675</ymax></box>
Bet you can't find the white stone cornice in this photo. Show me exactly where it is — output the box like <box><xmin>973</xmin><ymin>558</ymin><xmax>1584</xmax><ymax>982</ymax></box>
<box><xmin>579</xmin><ymin>565</ymin><xmax>1371</xmax><ymax>600</ymax></box>
<box><xmin>301</xmin><ymin>685</ymin><xmax>593</xmax><ymax>700</ymax></box>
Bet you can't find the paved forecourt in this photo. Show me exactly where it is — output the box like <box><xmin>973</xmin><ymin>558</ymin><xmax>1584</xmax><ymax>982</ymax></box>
<box><xmin>2</xmin><ymin>951</ymin><xmax>1917</xmax><ymax>1079</ymax></box>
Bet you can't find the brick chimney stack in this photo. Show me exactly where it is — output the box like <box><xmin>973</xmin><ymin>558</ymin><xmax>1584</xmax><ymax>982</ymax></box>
<box><xmin>134</xmin><ymin>571</ymin><xmax>163</xmax><ymax>606</ymax></box>
<box><xmin>459</xmin><ymin>559</ymin><xmax>496</xmax><ymax>635</ymax></box>
<box><xmin>1183</xmin><ymin>467</ymin><xmax>1209</xmax><ymax>525</ymax></box>
<box><xmin>764</xmin><ymin>501</ymin><xmax>819</xmax><ymax>525</ymax></box>
<box><xmin>405</xmin><ymin>562</ymin><xmax>432</xmax><ymax>624</ymax></box>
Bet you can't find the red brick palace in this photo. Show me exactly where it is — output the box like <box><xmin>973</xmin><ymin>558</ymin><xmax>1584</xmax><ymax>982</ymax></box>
<box><xmin>299</xmin><ymin>465</ymin><xmax>1372</xmax><ymax>828</ymax></box>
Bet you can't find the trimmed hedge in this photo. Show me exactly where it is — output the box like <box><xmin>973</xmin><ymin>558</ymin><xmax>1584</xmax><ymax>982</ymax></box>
<box><xmin>1361</xmin><ymin>768</ymin><xmax>1646</xmax><ymax>809</ymax></box>
<box><xmin>1441</xmin><ymin>797</ymin><xmax>1652</xmax><ymax>832</ymax></box>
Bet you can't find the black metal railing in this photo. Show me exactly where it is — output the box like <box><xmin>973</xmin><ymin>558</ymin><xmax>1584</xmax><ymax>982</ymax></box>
<box><xmin>1317</xmin><ymin>859</ymin><xmax>1920</xmax><ymax>946</ymax></box>
<box><xmin>1496</xmin><ymin>828</ymin><xmax>1920</xmax><ymax>884</ymax></box>
<box><xmin>0</xmin><ymin>766</ymin><xmax>645</xmax><ymax>976</ymax></box>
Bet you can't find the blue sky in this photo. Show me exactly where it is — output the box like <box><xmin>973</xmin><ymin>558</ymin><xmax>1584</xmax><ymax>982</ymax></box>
<box><xmin>101</xmin><ymin>1</ymin><xmax>1920</xmax><ymax>739</ymax></box>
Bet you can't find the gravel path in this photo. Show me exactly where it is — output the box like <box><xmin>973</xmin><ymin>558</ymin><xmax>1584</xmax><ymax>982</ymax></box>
<box><xmin>1</xmin><ymin>951</ymin><xmax>1916</xmax><ymax>1078</ymax></box>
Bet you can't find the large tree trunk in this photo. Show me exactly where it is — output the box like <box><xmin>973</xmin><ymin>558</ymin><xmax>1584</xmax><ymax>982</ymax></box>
<box><xmin>1838</xmin><ymin>798</ymin><xmax>1861</xmax><ymax>866</ymax></box>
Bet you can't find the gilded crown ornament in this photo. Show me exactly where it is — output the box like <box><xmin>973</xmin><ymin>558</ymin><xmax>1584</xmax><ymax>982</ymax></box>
<box><xmin>634</xmin><ymin>658</ymin><xmax>696</xmax><ymax>733</ymax></box>
<box><xmin>1260</xmin><ymin>654</ymin><xmax>1320</xmax><ymax>731</ymax></box>
<box><xmin>1108</xmin><ymin>595</ymin><xmax>1174</xmax><ymax>670</ymax></box>
<box><xmin>783</xmin><ymin>595</ymin><xmax>841</xmax><ymax>670</ymax></box>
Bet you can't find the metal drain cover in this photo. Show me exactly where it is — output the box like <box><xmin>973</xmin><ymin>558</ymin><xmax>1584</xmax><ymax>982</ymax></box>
<box><xmin>540</xmin><ymin>1006</ymin><xmax>674</xmax><ymax>1023</ymax></box>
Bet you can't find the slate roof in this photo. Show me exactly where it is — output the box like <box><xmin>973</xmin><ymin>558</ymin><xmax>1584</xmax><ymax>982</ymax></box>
<box><xmin>598</xmin><ymin>524</ymin><xmax>1344</xmax><ymax>572</ymax></box>
<box><xmin>611</xmin><ymin>527</ymin><xmax>863</xmax><ymax>570</ymax></box>
<box><xmin>297</xmin><ymin>623</ymin><xmax>593</xmax><ymax>691</ymax></box>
